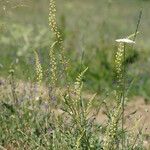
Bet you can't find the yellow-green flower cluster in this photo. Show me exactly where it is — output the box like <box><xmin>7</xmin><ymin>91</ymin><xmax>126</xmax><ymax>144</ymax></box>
<box><xmin>115</xmin><ymin>43</ymin><xmax>124</xmax><ymax>89</ymax></box>
<box><xmin>49</xmin><ymin>0</ymin><xmax>68</xmax><ymax>81</ymax></box>
<box><xmin>49</xmin><ymin>42</ymin><xmax>57</xmax><ymax>86</ymax></box>
<box><xmin>74</xmin><ymin>67</ymin><xmax>88</xmax><ymax>99</ymax></box>
<box><xmin>115</xmin><ymin>38</ymin><xmax>135</xmax><ymax>90</ymax></box>
<box><xmin>49</xmin><ymin>0</ymin><xmax>62</xmax><ymax>44</ymax></box>
<box><xmin>34</xmin><ymin>50</ymin><xmax>43</xmax><ymax>85</ymax></box>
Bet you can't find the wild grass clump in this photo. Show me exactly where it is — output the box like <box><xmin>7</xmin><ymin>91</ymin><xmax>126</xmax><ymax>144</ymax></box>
<box><xmin>0</xmin><ymin>0</ymin><xmax>148</xmax><ymax>150</ymax></box>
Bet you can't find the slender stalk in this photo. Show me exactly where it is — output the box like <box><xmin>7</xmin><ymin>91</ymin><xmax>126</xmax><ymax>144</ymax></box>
<box><xmin>10</xmin><ymin>69</ymin><xmax>18</xmax><ymax>105</ymax></box>
<box><xmin>133</xmin><ymin>10</ymin><xmax>142</xmax><ymax>42</ymax></box>
<box><xmin>122</xmin><ymin>43</ymin><xmax>126</xmax><ymax>150</ymax></box>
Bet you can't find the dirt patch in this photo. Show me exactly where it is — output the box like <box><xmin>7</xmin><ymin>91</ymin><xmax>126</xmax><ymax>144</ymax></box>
<box><xmin>95</xmin><ymin>97</ymin><xmax>150</xmax><ymax>149</ymax></box>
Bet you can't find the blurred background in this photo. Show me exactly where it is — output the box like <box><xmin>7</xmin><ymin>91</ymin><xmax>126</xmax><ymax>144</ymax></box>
<box><xmin>0</xmin><ymin>0</ymin><xmax>150</xmax><ymax>100</ymax></box>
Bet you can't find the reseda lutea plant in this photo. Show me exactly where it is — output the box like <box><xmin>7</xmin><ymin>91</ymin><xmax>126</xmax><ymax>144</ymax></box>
<box><xmin>33</xmin><ymin>0</ymin><xmax>145</xmax><ymax>149</ymax></box>
<box><xmin>49</xmin><ymin>0</ymin><xmax>68</xmax><ymax>84</ymax></box>
<box><xmin>34</xmin><ymin>0</ymin><xmax>145</xmax><ymax>150</ymax></box>
<box><xmin>103</xmin><ymin>38</ymin><xmax>136</xmax><ymax>150</ymax></box>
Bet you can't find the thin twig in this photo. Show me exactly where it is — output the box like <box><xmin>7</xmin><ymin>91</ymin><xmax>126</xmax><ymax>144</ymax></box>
<box><xmin>133</xmin><ymin>10</ymin><xmax>142</xmax><ymax>42</ymax></box>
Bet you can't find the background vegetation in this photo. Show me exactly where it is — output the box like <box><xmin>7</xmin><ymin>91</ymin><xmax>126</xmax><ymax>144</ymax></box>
<box><xmin>0</xmin><ymin>0</ymin><xmax>150</xmax><ymax>99</ymax></box>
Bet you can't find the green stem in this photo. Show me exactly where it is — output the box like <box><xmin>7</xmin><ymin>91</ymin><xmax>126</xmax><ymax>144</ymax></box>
<box><xmin>122</xmin><ymin>43</ymin><xmax>126</xmax><ymax>150</ymax></box>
